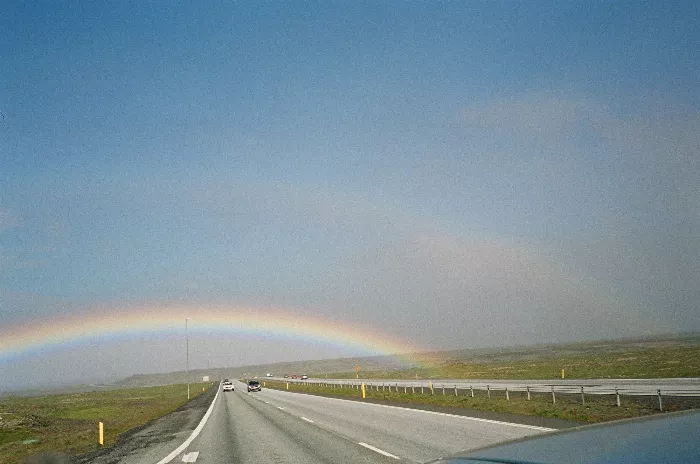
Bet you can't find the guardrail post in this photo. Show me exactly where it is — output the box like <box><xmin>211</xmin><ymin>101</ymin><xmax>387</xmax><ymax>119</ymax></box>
<box><xmin>470</xmin><ymin>385</ymin><xmax>474</xmax><ymax>397</ymax></box>
<box><xmin>487</xmin><ymin>385</ymin><xmax>490</xmax><ymax>399</ymax></box>
<box><xmin>421</xmin><ymin>386</ymin><xmax>424</xmax><ymax>394</ymax></box>
<box><xmin>615</xmin><ymin>388</ymin><xmax>620</xmax><ymax>407</ymax></box>
<box><xmin>551</xmin><ymin>386</ymin><xmax>556</xmax><ymax>404</ymax></box>
<box><xmin>580</xmin><ymin>386</ymin><xmax>585</xmax><ymax>404</ymax></box>
<box><xmin>527</xmin><ymin>386</ymin><xmax>530</xmax><ymax>401</ymax></box>
<box><xmin>455</xmin><ymin>385</ymin><xmax>458</xmax><ymax>396</ymax></box>
<box><xmin>505</xmin><ymin>387</ymin><xmax>509</xmax><ymax>401</ymax></box>
<box><xmin>658</xmin><ymin>389</ymin><xmax>663</xmax><ymax>412</ymax></box>
<box><xmin>442</xmin><ymin>385</ymin><xmax>445</xmax><ymax>395</ymax></box>
<box><xmin>404</xmin><ymin>385</ymin><xmax>407</xmax><ymax>393</ymax></box>
<box><xmin>412</xmin><ymin>385</ymin><xmax>415</xmax><ymax>394</ymax></box>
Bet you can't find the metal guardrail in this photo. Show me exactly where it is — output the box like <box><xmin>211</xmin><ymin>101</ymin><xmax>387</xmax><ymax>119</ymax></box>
<box><xmin>272</xmin><ymin>377</ymin><xmax>700</xmax><ymax>408</ymax></box>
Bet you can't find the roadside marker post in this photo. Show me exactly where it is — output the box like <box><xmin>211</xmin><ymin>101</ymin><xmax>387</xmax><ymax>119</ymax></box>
<box><xmin>99</xmin><ymin>422</ymin><xmax>104</xmax><ymax>446</ymax></box>
<box><xmin>361</xmin><ymin>383</ymin><xmax>366</xmax><ymax>399</ymax></box>
<box><xmin>429</xmin><ymin>381</ymin><xmax>434</xmax><ymax>395</ymax></box>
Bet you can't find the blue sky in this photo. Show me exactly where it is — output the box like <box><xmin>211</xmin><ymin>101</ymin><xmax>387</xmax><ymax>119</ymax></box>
<box><xmin>1</xmin><ymin>1</ymin><xmax>699</xmax><ymax>389</ymax></box>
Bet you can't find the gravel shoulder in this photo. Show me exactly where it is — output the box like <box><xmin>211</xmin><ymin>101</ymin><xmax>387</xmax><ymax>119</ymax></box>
<box><xmin>73</xmin><ymin>386</ymin><xmax>218</xmax><ymax>464</ymax></box>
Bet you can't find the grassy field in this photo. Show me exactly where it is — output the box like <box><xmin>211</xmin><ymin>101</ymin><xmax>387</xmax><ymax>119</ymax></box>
<box><xmin>321</xmin><ymin>338</ymin><xmax>700</xmax><ymax>380</ymax></box>
<box><xmin>262</xmin><ymin>380</ymin><xmax>700</xmax><ymax>424</ymax></box>
<box><xmin>0</xmin><ymin>382</ymin><xmax>209</xmax><ymax>464</ymax></box>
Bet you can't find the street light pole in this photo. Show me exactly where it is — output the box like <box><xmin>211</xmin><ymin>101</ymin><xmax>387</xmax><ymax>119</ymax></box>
<box><xmin>186</xmin><ymin>317</ymin><xmax>191</xmax><ymax>400</ymax></box>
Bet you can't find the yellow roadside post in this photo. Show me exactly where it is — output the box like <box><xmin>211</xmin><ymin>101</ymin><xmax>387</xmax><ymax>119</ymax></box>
<box><xmin>429</xmin><ymin>381</ymin><xmax>434</xmax><ymax>395</ymax></box>
<box><xmin>361</xmin><ymin>382</ymin><xmax>366</xmax><ymax>399</ymax></box>
<box><xmin>561</xmin><ymin>368</ymin><xmax>565</xmax><ymax>379</ymax></box>
<box><xmin>99</xmin><ymin>422</ymin><xmax>104</xmax><ymax>446</ymax></box>
<box><xmin>286</xmin><ymin>382</ymin><xmax>289</xmax><ymax>390</ymax></box>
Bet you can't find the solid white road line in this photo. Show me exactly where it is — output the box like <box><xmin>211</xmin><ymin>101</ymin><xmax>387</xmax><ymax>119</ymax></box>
<box><xmin>181</xmin><ymin>451</ymin><xmax>199</xmax><ymax>462</ymax></box>
<box><xmin>358</xmin><ymin>442</ymin><xmax>400</xmax><ymax>460</ymax></box>
<box><xmin>300</xmin><ymin>416</ymin><xmax>314</xmax><ymax>423</ymax></box>
<box><xmin>155</xmin><ymin>386</ymin><xmax>221</xmax><ymax>464</ymax></box>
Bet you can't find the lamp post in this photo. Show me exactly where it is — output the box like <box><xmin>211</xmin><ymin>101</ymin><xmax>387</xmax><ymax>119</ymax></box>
<box><xmin>186</xmin><ymin>317</ymin><xmax>191</xmax><ymax>400</ymax></box>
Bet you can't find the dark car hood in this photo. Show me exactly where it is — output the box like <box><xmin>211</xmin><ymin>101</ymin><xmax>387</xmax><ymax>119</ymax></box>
<box><xmin>429</xmin><ymin>410</ymin><xmax>700</xmax><ymax>464</ymax></box>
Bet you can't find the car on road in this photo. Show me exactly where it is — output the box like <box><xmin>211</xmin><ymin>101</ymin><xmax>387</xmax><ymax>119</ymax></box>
<box><xmin>222</xmin><ymin>381</ymin><xmax>234</xmax><ymax>392</ymax></box>
<box><xmin>301</xmin><ymin>374</ymin><xmax>308</xmax><ymax>380</ymax></box>
<box><xmin>247</xmin><ymin>380</ymin><xmax>261</xmax><ymax>392</ymax></box>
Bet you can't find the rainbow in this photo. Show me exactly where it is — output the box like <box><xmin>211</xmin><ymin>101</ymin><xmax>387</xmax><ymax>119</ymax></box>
<box><xmin>0</xmin><ymin>304</ymin><xmax>430</xmax><ymax>366</ymax></box>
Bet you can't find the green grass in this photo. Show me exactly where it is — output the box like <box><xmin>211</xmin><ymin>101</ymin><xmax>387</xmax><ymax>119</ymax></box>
<box><xmin>321</xmin><ymin>343</ymin><xmax>700</xmax><ymax>380</ymax></box>
<box><xmin>262</xmin><ymin>380</ymin><xmax>700</xmax><ymax>424</ymax></box>
<box><xmin>0</xmin><ymin>383</ymin><xmax>211</xmax><ymax>464</ymax></box>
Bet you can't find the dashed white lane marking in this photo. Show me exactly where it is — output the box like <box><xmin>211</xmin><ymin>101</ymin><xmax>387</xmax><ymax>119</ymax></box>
<box><xmin>267</xmin><ymin>390</ymin><xmax>554</xmax><ymax>431</ymax></box>
<box><xmin>277</xmin><ymin>406</ymin><xmax>285</xmax><ymax>410</ymax></box>
<box><xmin>264</xmin><ymin>401</ymin><xmax>270</xmax><ymax>404</ymax></box>
<box><xmin>182</xmin><ymin>451</ymin><xmax>199</xmax><ymax>462</ymax></box>
<box><xmin>300</xmin><ymin>416</ymin><xmax>314</xmax><ymax>423</ymax></box>
<box><xmin>358</xmin><ymin>442</ymin><xmax>400</xmax><ymax>460</ymax></box>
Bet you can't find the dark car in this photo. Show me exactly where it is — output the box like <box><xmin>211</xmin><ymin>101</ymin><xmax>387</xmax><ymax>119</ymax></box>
<box><xmin>428</xmin><ymin>410</ymin><xmax>700</xmax><ymax>464</ymax></box>
<box><xmin>247</xmin><ymin>380</ymin><xmax>261</xmax><ymax>392</ymax></box>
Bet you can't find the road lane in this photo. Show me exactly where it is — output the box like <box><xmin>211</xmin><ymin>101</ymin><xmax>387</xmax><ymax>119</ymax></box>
<box><xmin>245</xmin><ymin>386</ymin><xmax>551</xmax><ymax>463</ymax></box>
<box><xmin>184</xmin><ymin>381</ymin><xmax>401</xmax><ymax>464</ymax></box>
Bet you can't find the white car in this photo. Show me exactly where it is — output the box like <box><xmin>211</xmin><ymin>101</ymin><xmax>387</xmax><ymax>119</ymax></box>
<box><xmin>222</xmin><ymin>381</ymin><xmax>234</xmax><ymax>392</ymax></box>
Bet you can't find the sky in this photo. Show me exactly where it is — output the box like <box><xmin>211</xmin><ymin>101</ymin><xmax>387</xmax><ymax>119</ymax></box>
<box><xmin>1</xmin><ymin>1</ymin><xmax>699</xmax><ymax>391</ymax></box>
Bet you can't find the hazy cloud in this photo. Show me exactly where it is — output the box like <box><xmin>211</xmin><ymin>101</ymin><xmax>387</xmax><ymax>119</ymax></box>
<box><xmin>0</xmin><ymin>208</ymin><xmax>21</xmax><ymax>232</ymax></box>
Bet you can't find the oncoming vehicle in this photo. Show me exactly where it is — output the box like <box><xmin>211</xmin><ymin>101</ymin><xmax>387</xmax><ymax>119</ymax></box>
<box><xmin>300</xmin><ymin>374</ymin><xmax>308</xmax><ymax>380</ymax></box>
<box><xmin>222</xmin><ymin>381</ymin><xmax>234</xmax><ymax>392</ymax></box>
<box><xmin>247</xmin><ymin>380</ymin><xmax>261</xmax><ymax>392</ymax></box>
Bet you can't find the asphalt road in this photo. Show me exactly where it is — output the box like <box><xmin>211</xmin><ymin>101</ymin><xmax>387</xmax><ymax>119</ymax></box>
<box><xmin>143</xmin><ymin>380</ymin><xmax>552</xmax><ymax>464</ymax></box>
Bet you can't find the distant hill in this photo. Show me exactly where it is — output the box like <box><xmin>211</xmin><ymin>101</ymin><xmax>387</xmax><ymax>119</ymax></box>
<box><xmin>117</xmin><ymin>332</ymin><xmax>700</xmax><ymax>386</ymax></box>
<box><xmin>117</xmin><ymin>354</ymin><xmax>414</xmax><ymax>386</ymax></box>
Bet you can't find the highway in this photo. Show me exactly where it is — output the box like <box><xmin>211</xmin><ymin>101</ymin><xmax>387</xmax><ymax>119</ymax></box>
<box><xmin>132</xmin><ymin>380</ymin><xmax>553</xmax><ymax>464</ymax></box>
